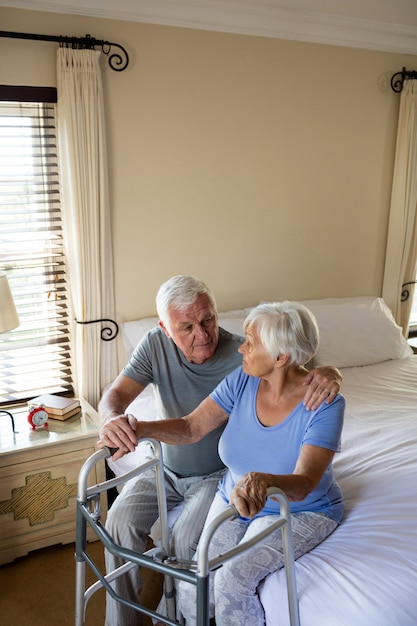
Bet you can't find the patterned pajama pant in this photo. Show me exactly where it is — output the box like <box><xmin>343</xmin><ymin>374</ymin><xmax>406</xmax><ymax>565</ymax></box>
<box><xmin>176</xmin><ymin>492</ymin><xmax>338</xmax><ymax>626</ymax></box>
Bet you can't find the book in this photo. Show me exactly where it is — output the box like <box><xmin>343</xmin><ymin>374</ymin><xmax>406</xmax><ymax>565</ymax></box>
<box><xmin>31</xmin><ymin>394</ymin><xmax>81</xmax><ymax>416</ymax></box>
<box><xmin>46</xmin><ymin>405</ymin><xmax>82</xmax><ymax>421</ymax></box>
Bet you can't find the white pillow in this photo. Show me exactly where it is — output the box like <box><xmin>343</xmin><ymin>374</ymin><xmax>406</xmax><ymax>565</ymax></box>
<box><xmin>218</xmin><ymin>314</ymin><xmax>247</xmax><ymax>336</ymax></box>
<box><xmin>122</xmin><ymin>317</ymin><xmax>159</xmax><ymax>360</ymax></box>
<box><xmin>303</xmin><ymin>296</ymin><xmax>412</xmax><ymax>367</ymax></box>
<box><xmin>121</xmin><ymin>297</ymin><xmax>411</xmax><ymax>370</ymax></box>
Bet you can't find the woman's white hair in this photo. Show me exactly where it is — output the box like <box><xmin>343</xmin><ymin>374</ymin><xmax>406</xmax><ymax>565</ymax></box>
<box><xmin>243</xmin><ymin>301</ymin><xmax>319</xmax><ymax>366</ymax></box>
<box><xmin>156</xmin><ymin>275</ymin><xmax>217</xmax><ymax>328</ymax></box>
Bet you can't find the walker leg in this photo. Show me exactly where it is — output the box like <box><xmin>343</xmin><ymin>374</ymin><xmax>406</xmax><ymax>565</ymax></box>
<box><xmin>74</xmin><ymin>559</ymin><xmax>87</xmax><ymax>626</ymax></box>
<box><xmin>74</xmin><ymin>504</ymin><xmax>87</xmax><ymax>626</ymax></box>
<box><xmin>196</xmin><ymin>575</ymin><xmax>210</xmax><ymax>626</ymax></box>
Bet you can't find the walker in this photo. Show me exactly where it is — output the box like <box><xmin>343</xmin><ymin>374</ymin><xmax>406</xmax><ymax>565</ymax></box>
<box><xmin>74</xmin><ymin>440</ymin><xmax>300</xmax><ymax>626</ymax></box>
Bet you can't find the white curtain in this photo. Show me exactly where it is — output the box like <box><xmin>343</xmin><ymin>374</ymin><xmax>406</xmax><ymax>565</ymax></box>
<box><xmin>57</xmin><ymin>47</ymin><xmax>118</xmax><ymax>408</ymax></box>
<box><xmin>382</xmin><ymin>79</ymin><xmax>417</xmax><ymax>334</ymax></box>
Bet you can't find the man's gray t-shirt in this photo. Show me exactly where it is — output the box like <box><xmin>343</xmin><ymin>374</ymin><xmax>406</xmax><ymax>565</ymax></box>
<box><xmin>122</xmin><ymin>326</ymin><xmax>243</xmax><ymax>477</ymax></box>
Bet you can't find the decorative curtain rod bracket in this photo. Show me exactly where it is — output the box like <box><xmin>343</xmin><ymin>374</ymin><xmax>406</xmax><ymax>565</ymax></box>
<box><xmin>391</xmin><ymin>67</ymin><xmax>417</xmax><ymax>93</ymax></box>
<box><xmin>0</xmin><ymin>30</ymin><xmax>129</xmax><ymax>71</ymax></box>
<box><xmin>401</xmin><ymin>281</ymin><xmax>417</xmax><ymax>302</ymax></box>
<box><xmin>75</xmin><ymin>318</ymin><xmax>119</xmax><ymax>341</ymax></box>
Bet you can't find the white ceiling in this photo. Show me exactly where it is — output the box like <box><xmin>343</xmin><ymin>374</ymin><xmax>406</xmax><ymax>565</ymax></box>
<box><xmin>1</xmin><ymin>0</ymin><xmax>417</xmax><ymax>54</ymax></box>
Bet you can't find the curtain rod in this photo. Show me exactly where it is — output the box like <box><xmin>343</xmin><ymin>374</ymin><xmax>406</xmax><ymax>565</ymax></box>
<box><xmin>391</xmin><ymin>67</ymin><xmax>417</xmax><ymax>92</ymax></box>
<box><xmin>0</xmin><ymin>30</ymin><xmax>129</xmax><ymax>72</ymax></box>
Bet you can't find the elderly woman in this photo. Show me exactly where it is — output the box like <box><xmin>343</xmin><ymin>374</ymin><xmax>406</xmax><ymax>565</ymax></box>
<box><xmin>103</xmin><ymin>301</ymin><xmax>345</xmax><ymax>626</ymax></box>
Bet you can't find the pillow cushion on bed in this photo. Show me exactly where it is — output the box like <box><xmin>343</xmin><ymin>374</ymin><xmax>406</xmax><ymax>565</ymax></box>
<box><xmin>303</xmin><ymin>296</ymin><xmax>412</xmax><ymax>367</ymax></box>
<box><xmin>214</xmin><ymin>298</ymin><xmax>410</xmax><ymax>368</ymax></box>
<box><xmin>121</xmin><ymin>296</ymin><xmax>411</xmax><ymax>370</ymax></box>
<box><xmin>122</xmin><ymin>317</ymin><xmax>159</xmax><ymax>360</ymax></box>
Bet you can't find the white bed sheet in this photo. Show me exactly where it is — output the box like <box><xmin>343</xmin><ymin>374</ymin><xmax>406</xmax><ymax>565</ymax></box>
<box><xmin>261</xmin><ymin>355</ymin><xmax>417</xmax><ymax>626</ymax></box>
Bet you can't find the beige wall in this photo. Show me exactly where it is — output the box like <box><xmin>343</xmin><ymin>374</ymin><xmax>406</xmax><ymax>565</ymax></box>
<box><xmin>1</xmin><ymin>7</ymin><xmax>417</xmax><ymax>325</ymax></box>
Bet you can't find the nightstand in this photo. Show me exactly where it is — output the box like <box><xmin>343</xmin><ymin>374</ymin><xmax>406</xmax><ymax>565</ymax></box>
<box><xmin>0</xmin><ymin>398</ymin><xmax>107</xmax><ymax>565</ymax></box>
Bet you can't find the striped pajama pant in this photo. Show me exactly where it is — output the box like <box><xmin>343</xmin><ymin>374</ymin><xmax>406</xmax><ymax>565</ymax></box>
<box><xmin>104</xmin><ymin>464</ymin><xmax>225</xmax><ymax>626</ymax></box>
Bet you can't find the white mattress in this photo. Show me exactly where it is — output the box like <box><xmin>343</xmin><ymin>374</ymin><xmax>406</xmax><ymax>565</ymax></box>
<box><xmin>109</xmin><ymin>355</ymin><xmax>417</xmax><ymax>626</ymax></box>
<box><xmin>261</xmin><ymin>355</ymin><xmax>417</xmax><ymax>626</ymax></box>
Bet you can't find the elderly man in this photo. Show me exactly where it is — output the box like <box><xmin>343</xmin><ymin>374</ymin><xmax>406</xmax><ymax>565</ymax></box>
<box><xmin>98</xmin><ymin>275</ymin><xmax>341</xmax><ymax>626</ymax></box>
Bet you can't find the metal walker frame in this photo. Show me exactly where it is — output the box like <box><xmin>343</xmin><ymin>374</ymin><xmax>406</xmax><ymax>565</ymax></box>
<box><xmin>74</xmin><ymin>440</ymin><xmax>300</xmax><ymax>626</ymax></box>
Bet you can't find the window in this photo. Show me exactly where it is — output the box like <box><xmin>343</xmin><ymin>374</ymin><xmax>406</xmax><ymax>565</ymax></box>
<box><xmin>408</xmin><ymin>286</ymin><xmax>417</xmax><ymax>337</ymax></box>
<box><xmin>0</xmin><ymin>86</ymin><xmax>73</xmax><ymax>404</ymax></box>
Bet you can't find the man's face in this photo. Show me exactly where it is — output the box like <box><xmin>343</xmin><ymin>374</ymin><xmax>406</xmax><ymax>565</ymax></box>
<box><xmin>159</xmin><ymin>294</ymin><xmax>219</xmax><ymax>364</ymax></box>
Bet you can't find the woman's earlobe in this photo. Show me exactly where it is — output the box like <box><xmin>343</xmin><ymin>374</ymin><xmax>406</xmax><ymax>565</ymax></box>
<box><xmin>277</xmin><ymin>353</ymin><xmax>289</xmax><ymax>366</ymax></box>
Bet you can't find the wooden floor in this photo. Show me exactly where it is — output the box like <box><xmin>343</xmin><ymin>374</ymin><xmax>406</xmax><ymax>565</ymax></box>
<box><xmin>0</xmin><ymin>539</ymin><xmax>163</xmax><ymax>626</ymax></box>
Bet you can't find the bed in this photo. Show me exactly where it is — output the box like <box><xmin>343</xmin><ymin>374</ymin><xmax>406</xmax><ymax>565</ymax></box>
<box><xmin>107</xmin><ymin>296</ymin><xmax>417</xmax><ymax>626</ymax></box>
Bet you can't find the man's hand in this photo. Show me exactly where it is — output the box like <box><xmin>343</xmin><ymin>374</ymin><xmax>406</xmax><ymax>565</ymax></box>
<box><xmin>98</xmin><ymin>414</ymin><xmax>138</xmax><ymax>460</ymax></box>
<box><xmin>303</xmin><ymin>366</ymin><xmax>342</xmax><ymax>410</ymax></box>
<box><xmin>229</xmin><ymin>472</ymin><xmax>268</xmax><ymax>519</ymax></box>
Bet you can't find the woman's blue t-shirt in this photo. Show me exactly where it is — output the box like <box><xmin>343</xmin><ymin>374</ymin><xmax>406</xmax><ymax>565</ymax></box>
<box><xmin>210</xmin><ymin>367</ymin><xmax>345</xmax><ymax>523</ymax></box>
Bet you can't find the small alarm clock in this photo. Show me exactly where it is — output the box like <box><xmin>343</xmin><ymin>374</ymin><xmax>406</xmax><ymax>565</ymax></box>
<box><xmin>27</xmin><ymin>405</ymin><xmax>49</xmax><ymax>430</ymax></box>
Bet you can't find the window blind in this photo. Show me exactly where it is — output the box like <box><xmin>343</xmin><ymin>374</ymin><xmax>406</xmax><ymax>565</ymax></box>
<box><xmin>0</xmin><ymin>87</ymin><xmax>73</xmax><ymax>403</ymax></box>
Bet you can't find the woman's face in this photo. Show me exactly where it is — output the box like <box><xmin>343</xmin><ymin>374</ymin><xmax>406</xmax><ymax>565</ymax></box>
<box><xmin>238</xmin><ymin>323</ymin><xmax>276</xmax><ymax>378</ymax></box>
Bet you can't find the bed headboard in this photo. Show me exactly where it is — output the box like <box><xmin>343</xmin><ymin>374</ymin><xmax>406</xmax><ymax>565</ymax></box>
<box><xmin>122</xmin><ymin>296</ymin><xmax>412</xmax><ymax>369</ymax></box>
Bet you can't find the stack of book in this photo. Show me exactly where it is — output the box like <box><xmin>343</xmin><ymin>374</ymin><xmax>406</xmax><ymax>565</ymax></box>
<box><xmin>30</xmin><ymin>394</ymin><xmax>81</xmax><ymax>421</ymax></box>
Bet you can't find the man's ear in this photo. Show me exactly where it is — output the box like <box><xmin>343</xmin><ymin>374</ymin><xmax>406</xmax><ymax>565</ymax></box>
<box><xmin>158</xmin><ymin>320</ymin><xmax>171</xmax><ymax>338</ymax></box>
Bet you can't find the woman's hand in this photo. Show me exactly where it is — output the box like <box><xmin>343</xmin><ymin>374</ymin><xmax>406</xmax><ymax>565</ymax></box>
<box><xmin>229</xmin><ymin>472</ymin><xmax>269</xmax><ymax>518</ymax></box>
<box><xmin>98</xmin><ymin>414</ymin><xmax>138</xmax><ymax>460</ymax></box>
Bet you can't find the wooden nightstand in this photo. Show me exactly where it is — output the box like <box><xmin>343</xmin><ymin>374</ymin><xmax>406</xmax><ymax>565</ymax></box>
<box><xmin>0</xmin><ymin>398</ymin><xmax>107</xmax><ymax>565</ymax></box>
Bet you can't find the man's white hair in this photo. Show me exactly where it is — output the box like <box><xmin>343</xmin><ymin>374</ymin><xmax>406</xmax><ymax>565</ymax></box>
<box><xmin>156</xmin><ymin>275</ymin><xmax>217</xmax><ymax>328</ymax></box>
